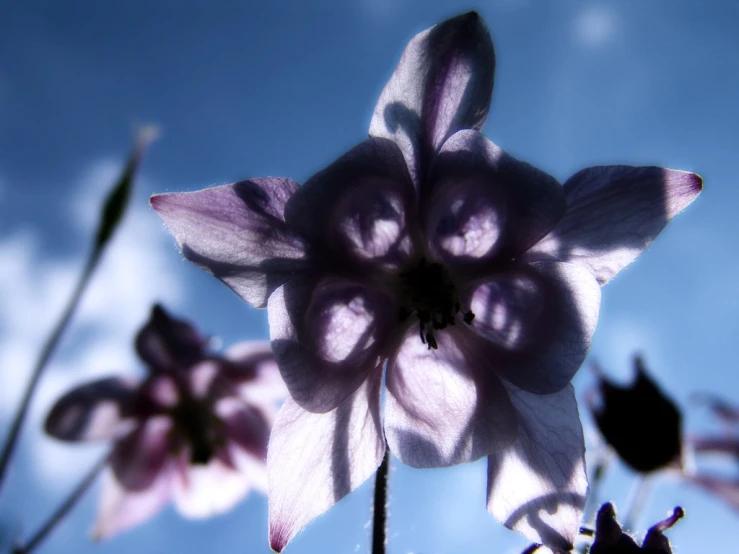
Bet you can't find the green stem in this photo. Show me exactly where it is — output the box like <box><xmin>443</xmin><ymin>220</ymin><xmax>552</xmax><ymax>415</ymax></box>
<box><xmin>14</xmin><ymin>453</ymin><xmax>108</xmax><ymax>554</ymax></box>
<box><xmin>0</xmin><ymin>252</ymin><xmax>100</xmax><ymax>491</ymax></box>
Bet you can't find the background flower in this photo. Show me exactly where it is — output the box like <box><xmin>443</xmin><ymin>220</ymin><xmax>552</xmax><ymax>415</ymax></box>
<box><xmin>44</xmin><ymin>305</ymin><xmax>285</xmax><ymax>538</ymax></box>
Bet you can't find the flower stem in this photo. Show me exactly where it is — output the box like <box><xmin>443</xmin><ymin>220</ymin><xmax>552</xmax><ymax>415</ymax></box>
<box><xmin>13</xmin><ymin>452</ymin><xmax>108</xmax><ymax>554</ymax></box>
<box><xmin>372</xmin><ymin>450</ymin><xmax>389</xmax><ymax>554</ymax></box>
<box><xmin>0</xmin><ymin>252</ymin><xmax>99</xmax><ymax>491</ymax></box>
<box><xmin>622</xmin><ymin>474</ymin><xmax>652</xmax><ymax>531</ymax></box>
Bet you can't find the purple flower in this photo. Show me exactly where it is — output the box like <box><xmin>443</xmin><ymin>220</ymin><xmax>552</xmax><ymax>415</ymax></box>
<box><xmin>45</xmin><ymin>305</ymin><xmax>285</xmax><ymax>539</ymax></box>
<box><xmin>150</xmin><ymin>12</ymin><xmax>701</xmax><ymax>551</ymax></box>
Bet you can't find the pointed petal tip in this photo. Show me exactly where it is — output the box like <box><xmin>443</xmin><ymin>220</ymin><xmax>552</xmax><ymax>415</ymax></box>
<box><xmin>269</xmin><ymin>531</ymin><xmax>286</xmax><ymax>553</ymax></box>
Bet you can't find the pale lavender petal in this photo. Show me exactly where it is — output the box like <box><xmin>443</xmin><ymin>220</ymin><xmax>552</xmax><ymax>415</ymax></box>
<box><xmin>689</xmin><ymin>435</ymin><xmax>739</xmax><ymax>457</ymax></box>
<box><xmin>465</xmin><ymin>261</ymin><xmax>600</xmax><ymax>394</ymax></box>
<box><xmin>487</xmin><ymin>384</ymin><xmax>587</xmax><ymax>551</ymax></box>
<box><xmin>369</xmin><ymin>12</ymin><xmax>495</xmax><ymax>184</ymax></box>
<box><xmin>285</xmin><ymin>138</ymin><xmax>415</xmax><ymax>272</ymax></box>
<box><xmin>427</xmin><ymin>130</ymin><xmax>564</xmax><ymax>267</ymax></box>
<box><xmin>385</xmin><ymin>326</ymin><xmax>517</xmax><ymax>468</ymax></box>
<box><xmin>135</xmin><ymin>304</ymin><xmax>206</xmax><ymax>371</ymax></box>
<box><xmin>268</xmin><ymin>372</ymin><xmax>384</xmax><ymax>552</ymax></box>
<box><xmin>109</xmin><ymin>416</ymin><xmax>174</xmax><ymax>491</ymax></box>
<box><xmin>172</xmin><ymin>445</ymin><xmax>259</xmax><ymax>518</ymax></box>
<box><xmin>216</xmin><ymin>396</ymin><xmax>271</xmax><ymax>460</ymax></box>
<box><xmin>223</xmin><ymin>341</ymin><xmax>287</xmax><ymax>405</ymax></box>
<box><xmin>45</xmin><ymin>377</ymin><xmax>139</xmax><ymax>442</ymax></box>
<box><xmin>151</xmin><ymin>177</ymin><xmax>308</xmax><ymax>308</ymax></box>
<box><xmin>268</xmin><ymin>277</ymin><xmax>395</xmax><ymax>413</ymax></box>
<box><xmin>529</xmin><ymin>167</ymin><xmax>702</xmax><ymax>284</ymax></box>
<box><xmin>93</xmin><ymin>465</ymin><xmax>174</xmax><ymax>539</ymax></box>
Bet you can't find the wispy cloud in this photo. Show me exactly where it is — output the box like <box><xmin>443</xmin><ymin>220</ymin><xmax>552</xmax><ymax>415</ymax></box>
<box><xmin>573</xmin><ymin>4</ymin><xmax>618</xmax><ymax>48</ymax></box>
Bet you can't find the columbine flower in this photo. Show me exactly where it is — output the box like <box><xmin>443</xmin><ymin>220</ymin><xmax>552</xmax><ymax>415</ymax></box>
<box><xmin>151</xmin><ymin>12</ymin><xmax>701</xmax><ymax>551</ymax></box>
<box><xmin>587</xmin><ymin>356</ymin><xmax>683</xmax><ymax>473</ymax></box>
<box><xmin>590</xmin><ymin>503</ymin><xmax>684</xmax><ymax>554</ymax></box>
<box><xmin>45</xmin><ymin>305</ymin><xmax>285</xmax><ymax>539</ymax></box>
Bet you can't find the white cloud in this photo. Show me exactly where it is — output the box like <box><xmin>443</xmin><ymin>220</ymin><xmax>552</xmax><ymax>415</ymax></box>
<box><xmin>0</xmin><ymin>157</ymin><xmax>186</xmax><ymax>488</ymax></box>
<box><xmin>573</xmin><ymin>4</ymin><xmax>618</xmax><ymax>47</ymax></box>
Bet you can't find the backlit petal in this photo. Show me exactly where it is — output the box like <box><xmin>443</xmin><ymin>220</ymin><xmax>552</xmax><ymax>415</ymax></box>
<box><xmin>385</xmin><ymin>326</ymin><xmax>517</xmax><ymax>468</ymax></box>
<box><xmin>44</xmin><ymin>377</ymin><xmax>139</xmax><ymax>442</ymax></box>
<box><xmin>529</xmin><ymin>166</ymin><xmax>702</xmax><ymax>284</ymax></box>
<box><xmin>151</xmin><ymin>177</ymin><xmax>307</xmax><ymax>308</ymax></box>
<box><xmin>487</xmin><ymin>384</ymin><xmax>587</xmax><ymax>551</ymax></box>
<box><xmin>268</xmin><ymin>277</ymin><xmax>395</xmax><ymax>413</ymax></box>
<box><xmin>109</xmin><ymin>416</ymin><xmax>174</xmax><ymax>491</ymax></box>
<box><xmin>267</xmin><ymin>372</ymin><xmax>384</xmax><ymax>552</ymax></box>
<box><xmin>465</xmin><ymin>261</ymin><xmax>600</xmax><ymax>394</ymax></box>
<box><xmin>135</xmin><ymin>304</ymin><xmax>206</xmax><ymax>371</ymax></box>
<box><xmin>370</xmin><ymin>12</ymin><xmax>495</xmax><ymax>184</ymax></box>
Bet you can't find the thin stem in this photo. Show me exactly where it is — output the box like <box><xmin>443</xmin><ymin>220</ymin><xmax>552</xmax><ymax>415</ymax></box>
<box><xmin>14</xmin><ymin>452</ymin><xmax>108</xmax><ymax>554</ymax></box>
<box><xmin>583</xmin><ymin>449</ymin><xmax>612</xmax><ymax>525</ymax></box>
<box><xmin>371</xmin><ymin>450</ymin><xmax>389</xmax><ymax>554</ymax></box>
<box><xmin>622</xmin><ymin>474</ymin><xmax>652</xmax><ymax>531</ymax></box>
<box><xmin>0</xmin><ymin>251</ymin><xmax>100</xmax><ymax>490</ymax></box>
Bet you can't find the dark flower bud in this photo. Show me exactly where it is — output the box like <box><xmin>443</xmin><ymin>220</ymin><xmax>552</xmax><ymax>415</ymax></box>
<box><xmin>591</xmin><ymin>502</ymin><xmax>683</xmax><ymax>554</ymax></box>
<box><xmin>589</xmin><ymin>356</ymin><xmax>682</xmax><ymax>473</ymax></box>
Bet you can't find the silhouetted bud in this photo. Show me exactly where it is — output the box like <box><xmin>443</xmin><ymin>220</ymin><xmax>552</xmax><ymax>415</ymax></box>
<box><xmin>591</xmin><ymin>503</ymin><xmax>683</xmax><ymax>554</ymax></box>
<box><xmin>589</xmin><ymin>356</ymin><xmax>682</xmax><ymax>473</ymax></box>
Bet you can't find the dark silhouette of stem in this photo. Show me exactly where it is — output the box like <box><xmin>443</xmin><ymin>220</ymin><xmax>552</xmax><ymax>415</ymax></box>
<box><xmin>14</xmin><ymin>453</ymin><xmax>108</xmax><ymax>554</ymax></box>
<box><xmin>0</xmin><ymin>252</ymin><xmax>99</xmax><ymax>491</ymax></box>
<box><xmin>372</xmin><ymin>451</ymin><xmax>389</xmax><ymax>554</ymax></box>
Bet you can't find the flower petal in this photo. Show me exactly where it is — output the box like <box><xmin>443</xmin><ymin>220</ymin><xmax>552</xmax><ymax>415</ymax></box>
<box><xmin>529</xmin><ymin>166</ymin><xmax>702</xmax><ymax>284</ymax></box>
<box><xmin>109</xmin><ymin>416</ymin><xmax>174</xmax><ymax>491</ymax></box>
<box><xmin>268</xmin><ymin>276</ymin><xmax>395</xmax><ymax>413</ymax></box>
<box><xmin>369</xmin><ymin>12</ymin><xmax>495</xmax><ymax>184</ymax></box>
<box><xmin>267</xmin><ymin>372</ymin><xmax>384</xmax><ymax>552</ymax></box>
<box><xmin>93</xmin><ymin>465</ymin><xmax>173</xmax><ymax>540</ymax></box>
<box><xmin>385</xmin><ymin>326</ymin><xmax>517</xmax><ymax>468</ymax></box>
<box><xmin>225</xmin><ymin>342</ymin><xmax>288</xmax><ymax>406</ymax></box>
<box><xmin>217</xmin><ymin>396</ymin><xmax>271</xmax><ymax>461</ymax></box>
<box><xmin>685</xmin><ymin>474</ymin><xmax>739</xmax><ymax>511</ymax></box>
<box><xmin>44</xmin><ymin>377</ymin><xmax>139</xmax><ymax>442</ymax></box>
<box><xmin>285</xmin><ymin>138</ymin><xmax>416</xmax><ymax>273</ymax></box>
<box><xmin>135</xmin><ymin>304</ymin><xmax>207</xmax><ymax>371</ymax></box>
<box><xmin>151</xmin><ymin>177</ymin><xmax>308</xmax><ymax>308</ymax></box>
<box><xmin>172</xmin><ymin>445</ymin><xmax>258</xmax><ymax>519</ymax></box>
<box><xmin>465</xmin><ymin>261</ymin><xmax>600</xmax><ymax>394</ymax></box>
<box><xmin>427</xmin><ymin>130</ymin><xmax>565</xmax><ymax>268</ymax></box>
<box><xmin>487</xmin><ymin>384</ymin><xmax>587</xmax><ymax>551</ymax></box>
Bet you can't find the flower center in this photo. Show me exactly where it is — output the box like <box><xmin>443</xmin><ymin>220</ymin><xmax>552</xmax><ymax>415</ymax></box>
<box><xmin>171</xmin><ymin>397</ymin><xmax>225</xmax><ymax>465</ymax></box>
<box><xmin>398</xmin><ymin>257</ymin><xmax>474</xmax><ymax>349</ymax></box>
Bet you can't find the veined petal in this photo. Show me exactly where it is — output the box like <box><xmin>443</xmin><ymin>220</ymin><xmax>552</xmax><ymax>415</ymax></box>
<box><xmin>135</xmin><ymin>304</ymin><xmax>206</xmax><ymax>371</ymax></box>
<box><xmin>427</xmin><ymin>130</ymin><xmax>564</xmax><ymax>269</ymax></box>
<box><xmin>109</xmin><ymin>416</ymin><xmax>174</xmax><ymax>491</ymax></box>
<box><xmin>487</xmin><ymin>384</ymin><xmax>587</xmax><ymax>551</ymax></box>
<box><xmin>267</xmin><ymin>372</ymin><xmax>384</xmax><ymax>552</ymax></box>
<box><xmin>285</xmin><ymin>138</ymin><xmax>416</xmax><ymax>273</ymax></box>
<box><xmin>385</xmin><ymin>326</ymin><xmax>517</xmax><ymax>468</ymax></box>
<box><xmin>529</xmin><ymin>166</ymin><xmax>702</xmax><ymax>284</ymax></box>
<box><xmin>151</xmin><ymin>177</ymin><xmax>308</xmax><ymax>308</ymax></box>
<box><xmin>465</xmin><ymin>261</ymin><xmax>600</xmax><ymax>394</ymax></box>
<box><xmin>172</xmin><ymin>445</ymin><xmax>258</xmax><ymax>519</ymax></box>
<box><xmin>93</xmin><ymin>465</ymin><xmax>174</xmax><ymax>540</ymax></box>
<box><xmin>268</xmin><ymin>277</ymin><xmax>395</xmax><ymax>413</ymax></box>
<box><xmin>369</xmin><ymin>12</ymin><xmax>495</xmax><ymax>184</ymax></box>
<box><xmin>44</xmin><ymin>377</ymin><xmax>139</xmax><ymax>442</ymax></box>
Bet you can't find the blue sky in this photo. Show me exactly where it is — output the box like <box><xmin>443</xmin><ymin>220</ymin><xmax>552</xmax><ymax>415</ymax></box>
<box><xmin>1</xmin><ymin>1</ymin><xmax>738</xmax><ymax>552</ymax></box>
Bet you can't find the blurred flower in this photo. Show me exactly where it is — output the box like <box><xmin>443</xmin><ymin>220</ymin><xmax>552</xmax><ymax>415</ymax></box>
<box><xmin>44</xmin><ymin>305</ymin><xmax>285</xmax><ymax>539</ymax></box>
<box><xmin>151</xmin><ymin>11</ymin><xmax>701</xmax><ymax>551</ymax></box>
<box><xmin>588</xmin><ymin>356</ymin><xmax>683</xmax><ymax>473</ymax></box>
<box><xmin>590</xmin><ymin>502</ymin><xmax>684</xmax><ymax>554</ymax></box>
<box><xmin>684</xmin><ymin>394</ymin><xmax>739</xmax><ymax>510</ymax></box>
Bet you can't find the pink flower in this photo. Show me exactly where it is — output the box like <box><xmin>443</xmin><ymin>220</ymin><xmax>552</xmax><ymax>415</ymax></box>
<box><xmin>44</xmin><ymin>305</ymin><xmax>285</xmax><ymax>539</ymax></box>
<box><xmin>151</xmin><ymin>12</ymin><xmax>701</xmax><ymax>551</ymax></box>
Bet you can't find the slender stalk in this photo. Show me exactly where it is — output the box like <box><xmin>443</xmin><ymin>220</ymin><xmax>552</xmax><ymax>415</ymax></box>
<box><xmin>14</xmin><ymin>453</ymin><xmax>108</xmax><ymax>554</ymax></box>
<box><xmin>371</xmin><ymin>451</ymin><xmax>389</xmax><ymax>554</ymax></box>
<box><xmin>0</xmin><ymin>252</ymin><xmax>99</xmax><ymax>490</ymax></box>
<box><xmin>622</xmin><ymin>474</ymin><xmax>652</xmax><ymax>531</ymax></box>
